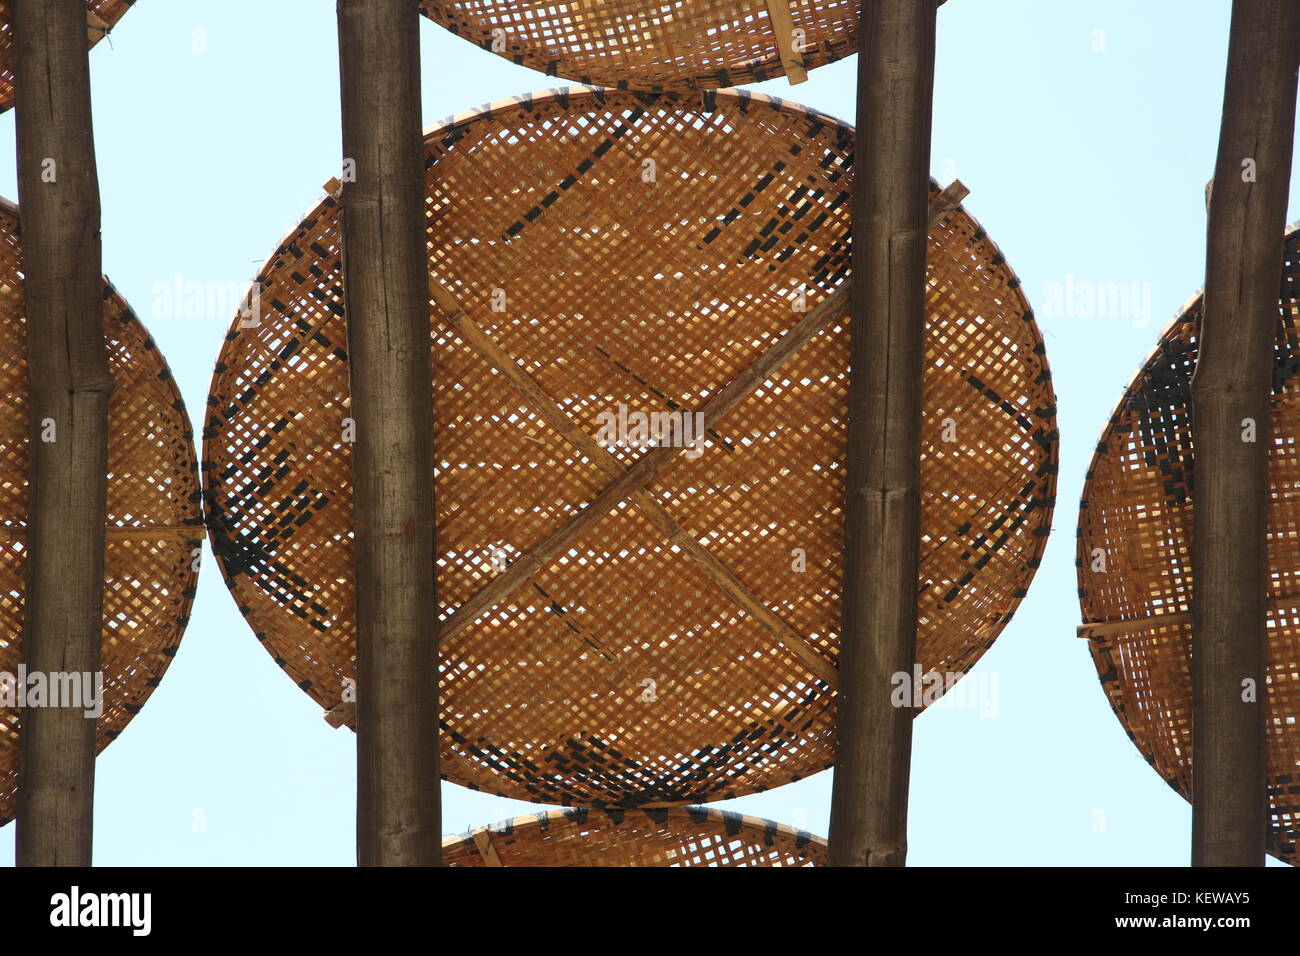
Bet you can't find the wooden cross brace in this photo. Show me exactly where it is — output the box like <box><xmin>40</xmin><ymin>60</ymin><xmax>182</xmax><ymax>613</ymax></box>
<box><xmin>430</xmin><ymin>180</ymin><xmax>971</xmax><ymax>689</ymax></box>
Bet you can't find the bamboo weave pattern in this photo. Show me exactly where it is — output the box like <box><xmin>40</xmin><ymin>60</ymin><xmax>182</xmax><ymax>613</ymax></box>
<box><xmin>0</xmin><ymin>197</ymin><xmax>203</xmax><ymax>826</ymax></box>
<box><xmin>1077</xmin><ymin>224</ymin><xmax>1300</xmax><ymax>865</ymax></box>
<box><xmin>205</xmin><ymin>88</ymin><xmax>1056</xmax><ymax>808</ymax></box>
<box><xmin>444</xmin><ymin>805</ymin><xmax>825</xmax><ymax>866</ymax></box>
<box><xmin>419</xmin><ymin>0</ymin><xmax>943</xmax><ymax>90</ymax></box>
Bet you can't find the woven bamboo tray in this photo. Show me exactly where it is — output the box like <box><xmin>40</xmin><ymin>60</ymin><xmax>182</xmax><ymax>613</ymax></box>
<box><xmin>0</xmin><ymin>197</ymin><xmax>203</xmax><ymax>826</ymax></box>
<box><xmin>1077</xmin><ymin>223</ymin><xmax>1300</xmax><ymax>865</ymax></box>
<box><xmin>0</xmin><ymin>0</ymin><xmax>132</xmax><ymax>112</ymax></box>
<box><xmin>444</xmin><ymin>806</ymin><xmax>825</xmax><ymax>866</ymax></box>
<box><xmin>420</xmin><ymin>0</ymin><xmax>944</xmax><ymax>91</ymax></box>
<box><xmin>204</xmin><ymin>87</ymin><xmax>1056</xmax><ymax>808</ymax></box>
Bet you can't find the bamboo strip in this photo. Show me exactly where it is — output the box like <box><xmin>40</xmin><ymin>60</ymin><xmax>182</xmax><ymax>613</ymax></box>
<box><xmin>763</xmin><ymin>0</ymin><xmax>808</xmax><ymax>85</ymax></box>
<box><xmin>471</xmin><ymin>828</ymin><xmax>504</xmax><ymax>866</ymax></box>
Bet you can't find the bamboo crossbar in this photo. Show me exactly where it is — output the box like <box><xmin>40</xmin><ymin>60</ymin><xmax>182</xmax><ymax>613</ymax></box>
<box><xmin>1075</xmin><ymin>601</ymin><xmax>1300</xmax><ymax>640</ymax></box>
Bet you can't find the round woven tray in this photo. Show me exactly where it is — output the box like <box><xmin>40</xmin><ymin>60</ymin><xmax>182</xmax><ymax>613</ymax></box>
<box><xmin>204</xmin><ymin>87</ymin><xmax>1056</xmax><ymax>808</ymax></box>
<box><xmin>0</xmin><ymin>1</ymin><xmax>132</xmax><ymax>113</ymax></box>
<box><xmin>1077</xmin><ymin>223</ymin><xmax>1300</xmax><ymax>865</ymax></box>
<box><xmin>420</xmin><ymin>0</ymin><xmax>944</xmax><ymax>91</ymax></box>
<box><xmin>0</xmin><ymin>197</ymin><xmax>203</xmax><ymax>827</ymax></box>
<box><xmin>444</xmin><ymin>806</ymin><xmax>825</xmax><ymax>866</ymax></box>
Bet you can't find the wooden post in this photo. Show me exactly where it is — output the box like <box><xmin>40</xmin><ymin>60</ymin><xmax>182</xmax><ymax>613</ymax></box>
<box><xmin>828</xmin><ymin>0</ymin><xmax>937</xmax><ymax>867</ymax></box>
<box><xmin>12</xmin><ymin>0</ymin><xmax>111</xmax><ymax>867</ymax></box>
<box><xmin>337</xmin><ymin>0</ymin><xmax>441</xmax><ymax>866</ymax></box>
<box><xmin>1190</xmin><ymin>0</ymin><xmax>1299</xmax><ymax>868</ymax></box>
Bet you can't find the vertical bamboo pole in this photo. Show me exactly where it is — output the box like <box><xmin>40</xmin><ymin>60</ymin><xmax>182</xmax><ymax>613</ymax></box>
<box><xmin>12</xmin><ymin>0</ymin><xmax>110</xmax><ymax>867</ymax></box>
<box><xmin>829</xmin><ymin>0</ymin><xmax>936</xmax><ymax>867</ymax></box>
<box><xmin>337</xmin><ymin>0</ymin><xmax>441</xmax><ymax>866</ymax></box>
<box><xmin>1190</xmin><ymin>0</ymin><xmax>1299</xmax><ymax>868</ymax></box>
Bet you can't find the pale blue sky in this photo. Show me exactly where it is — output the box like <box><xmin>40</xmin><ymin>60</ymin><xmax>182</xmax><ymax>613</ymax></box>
<box><xmin>1</xmin><ymin>0</ymin><xmax>1296</xmax><ymax>866</ymax></box>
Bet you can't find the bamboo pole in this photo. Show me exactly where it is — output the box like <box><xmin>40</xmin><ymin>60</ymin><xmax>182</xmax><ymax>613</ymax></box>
<box><xmin>1190</xmin><ymin>0</ymin><xmax>1299</xmax><ymax>868</ymax></box>
<box><xmin>12</xmin><ymin>0</ymin><xmax>111</xmax><ymax>868</ymax></box>
<box><xmin>337</xmin><ymin>0</ymin><xmax>440</xmax><ymax>866</ymax></box>
<box><xmin>828</xmin><ymin>0</ymin><xmax>937</xmax><ymax>867</ymax></box>
<box><xmin>11</xmin><ymin>0</ymin><xmax>110</xmax><ymax>868</ymax></box>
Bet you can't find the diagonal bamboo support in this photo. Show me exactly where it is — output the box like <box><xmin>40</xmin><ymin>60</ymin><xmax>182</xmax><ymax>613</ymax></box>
<box><xmin>436</xmin><ymin>183</ymin><xmax>967</xmax><ymax>653</ymax></box>
<box><xmin>438</xmin><ymin>284</ymin><xmax>847</xmax><ymax>646</ymax></box>
<box><xmin>434</xmin><ymin>285</ymin><xmax>837</xmax><ymax>685</ymax></box>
